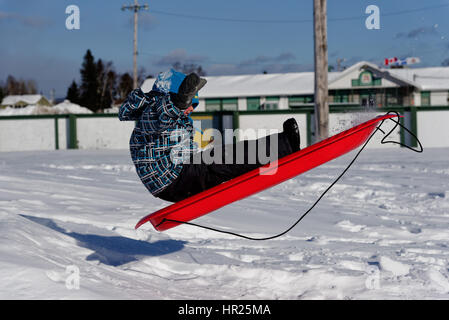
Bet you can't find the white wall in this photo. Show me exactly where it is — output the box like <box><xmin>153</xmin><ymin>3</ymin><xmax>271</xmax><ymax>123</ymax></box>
<box><xmin>417</xmin><ymin>110</ymin><xmax>449</xmax><ymax>148</ymax></box>
<box><xmin>196</xmin><ymin>99</ymin><xmax>206</xmax><ymax>112</ymax></box>
<box><xmin>0</xmin><ymin>110</ymin><xmax>448</xmax><ymax>152</ymax></box>
<box><xmin>0</xmin><ymin>119</ymin><xmax>55</xmax><ymax>152</ymax></box>
<box><xmin>238</xmin><ymin>97</ymin><xmax>247</xmax><ymax>111</ymax></box>
<box><xmin>58</xmin><ymin>118</ymin><xmax>67</xmax><ymax>150</ymax></box>
<box><xmin>279</xmin><ymin>96</ymin><xmax>289</xmax><ymax>110</ymax></box>
<box><xmin>431</xmin><ymin>91</ymin><xmax>448</xmax><ymax>106</ymax></box>
<box><xmin>413</xmin><ymin>92</ymin><xmax>421</xmax><ymax>106</ymax></box>
<box><xmin>77</xmin><ymin>118</ymin><xmax>135</xmax><ymax>149</ymax></box>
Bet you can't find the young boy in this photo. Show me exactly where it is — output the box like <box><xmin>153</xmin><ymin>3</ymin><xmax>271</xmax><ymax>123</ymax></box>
<box><xmin>119</xmin><ymin>69</ymin><xmax>300</xmax><ymax>203</ymax></box>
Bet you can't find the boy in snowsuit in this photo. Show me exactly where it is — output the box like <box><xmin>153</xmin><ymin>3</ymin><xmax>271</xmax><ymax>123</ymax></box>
<box><xmin>119</xmin><ymin>69</ymin><xmax>300</xmax><ymax>203</ymax></box>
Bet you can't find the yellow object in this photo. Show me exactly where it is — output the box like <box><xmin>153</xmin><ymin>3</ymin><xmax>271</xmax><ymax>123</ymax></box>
<box><xmin>194</xmin><ymin>130</ymin><xmax>214</xmax><ymax>148</ymax></box>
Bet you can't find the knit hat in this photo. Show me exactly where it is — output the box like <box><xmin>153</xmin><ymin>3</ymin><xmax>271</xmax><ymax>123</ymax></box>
<box><xmin>171</xmin><ymin>73</ymin><xmax>207</xmax><ymax>109</ymax></box>
<box><xmin>151</xmin><ymin>69</ymin><xmax>206</xmax><ymax>109</ymax></box>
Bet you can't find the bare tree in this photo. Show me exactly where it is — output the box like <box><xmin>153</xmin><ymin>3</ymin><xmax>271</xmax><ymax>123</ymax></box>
<box><xmin>4</xmin><ymin>75</ymin><xmax>39</xmax><ymax>95</ymax></box>
<box><xmin>26</xmin><ymin>79</ymin><xmax>38</xmax><ymax>94</ymax></box>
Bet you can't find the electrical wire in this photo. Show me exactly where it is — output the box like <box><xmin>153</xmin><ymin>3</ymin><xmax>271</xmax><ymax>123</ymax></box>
<box><xmin>150</xmin><ymin>3</ymin><xmax>449</xmax><ymax>24</ymax></box>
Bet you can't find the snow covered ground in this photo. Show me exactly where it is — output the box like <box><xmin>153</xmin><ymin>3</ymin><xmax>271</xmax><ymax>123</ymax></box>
<box><xmin>0</xmin><ymin>100</ymin><xmax>92</xmax><ymax>115</ymax></box>
<box><xmin>0</xmin><ymin>146</ymin><xmax>448</xmax><ymax>299</ymax></box>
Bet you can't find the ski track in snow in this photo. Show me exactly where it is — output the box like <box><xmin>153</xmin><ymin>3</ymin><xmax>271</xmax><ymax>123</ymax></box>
<box><xmin>0</xmin><ymin>148</ymin><xmax>448</xmax><ymax>299</ymax></box>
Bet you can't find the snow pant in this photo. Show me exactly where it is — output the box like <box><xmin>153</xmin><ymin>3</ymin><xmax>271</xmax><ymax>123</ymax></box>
<box><xmin>155</xmin><ymin>132</ymin><xmax>294</xmax><ymax>203</ymax></box>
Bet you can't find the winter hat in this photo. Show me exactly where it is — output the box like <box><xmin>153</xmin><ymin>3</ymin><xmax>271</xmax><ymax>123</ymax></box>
<box><xmin>151</xmin><ymin>69</ymin><xmax>185</xmax><ymax>95</ymax></box>
<box><xmin>151</xmin><ymin>69</ymin><xmax>206</xmax><ymax>110</ymax></box>
<box><xmin>171</xmin><ymin>73</ymin><xmax>207</xmax><ymax>110</ymax></box>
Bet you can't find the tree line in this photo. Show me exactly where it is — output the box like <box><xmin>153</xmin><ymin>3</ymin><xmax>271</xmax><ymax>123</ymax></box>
<box><xmin>66</xmin><ymin>49</ymin><xmax>206</xmax><ymax>113</ymax></box>
<box><xmin>66</xmin><ymin>49</ymin><xmax>149</xmax><ymax>113</ymax></box>
<box><xmin>1</xmin><ymin>49</ymin><xmax>206</xmax><ymax>112</ymax></box>
<box><xmin>0</xmin><ymin>76</ymin><xmax>39</xmax><ymax>104</ymax></box>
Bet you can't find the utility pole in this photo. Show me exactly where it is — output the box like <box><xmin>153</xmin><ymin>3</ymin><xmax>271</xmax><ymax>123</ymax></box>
<box><xmin>122</xmin><ymin>0</ymin><xmax>149</xmax><ymax>88</ymax></box>
<box><xmin>313</xmin><ymin>0</ymin><xmax>329</xmax><ymax>141</ymax></box>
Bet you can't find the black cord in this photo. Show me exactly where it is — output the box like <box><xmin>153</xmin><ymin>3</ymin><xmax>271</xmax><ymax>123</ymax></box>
<box><xmin>159</xmin><ymin>111</ymin><xmax>423</xmax><ymax>240</ymax></box>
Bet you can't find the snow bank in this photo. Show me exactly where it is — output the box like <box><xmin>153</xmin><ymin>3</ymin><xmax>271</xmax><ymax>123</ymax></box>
<box><xmin>1</xmin><ymin>94</ymin><xmax>44</xmax><ymax>106</ymax></box>
<box><xmin>0</xmin><ymin>100</ymin><xmax>92</xmax><ymax>115</ymax></box>
<box><xmin>52</xmin><ymin>100</ymin><xmax>92</xmax><ymax>114</ymax></box>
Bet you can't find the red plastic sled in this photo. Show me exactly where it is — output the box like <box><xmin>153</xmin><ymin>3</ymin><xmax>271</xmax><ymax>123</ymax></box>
<box><xmin>135</xmin><ymin>114</ymin><xmax>398</xmax><ymax>231</ymax></box>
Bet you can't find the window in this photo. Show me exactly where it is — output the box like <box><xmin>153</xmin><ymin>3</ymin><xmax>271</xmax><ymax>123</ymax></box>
<box><xmin>222</xmin><ymin>98</ymin><xmax>238</xmax><ymax>111</ymax></box>
<box><xmin>333</xmin><ymin>90</ymin><xmax>349</xmax><ymax>103</ymax></box>
<box><xmin>205</xmin><ymin>98</ymin><xmax>238</xmax><ymax>111</ymax></box>
<box><xmin>387</xmin><ymin>93</ymin><xmax>398</xmax><ymax>105</ymax></box>
<box><xmin>247</xmin><ymin>97</ymin><xmax>260</xmax><ymax>110</ymax></box>
<box><xmin>260</xmin><ymin>102</ymin><xmax>278</xmax><ymax>110</ymax></box>
<box><xmin>421</xmin><ymin>91</ymin><xmax>431</xmax><ymax>106</ymax></box>
<box><xmin>261</xmin><ymin>96</ymin><xmax>279</xmax><ymax>110</ymax></box>
<box><xmin>288</xmin><ymin>95</ymin><xmax>314</xmax><ymax>108</ymax></box>
<box><xmin>205</xmin><ymin>99</ymin><xmax>221</xmax><ymax>111</ymax></box>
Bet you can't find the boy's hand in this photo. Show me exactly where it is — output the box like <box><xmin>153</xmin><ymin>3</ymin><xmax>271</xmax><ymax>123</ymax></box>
<box><xmin>183</xmin><ymin>106</ymin><xmax>194</xmax><ymax>116</ymax></box>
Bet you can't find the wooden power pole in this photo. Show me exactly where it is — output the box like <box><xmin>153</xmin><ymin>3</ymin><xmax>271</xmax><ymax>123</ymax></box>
<box><xmin>122</xmin><ymin>0</ymin><xmax>149</xmax><ymax>88</ymax></box>
<box><xmin>313</xmin><ymin>0</ymin><xmax>329</xmax><ymax>141</ymax></box>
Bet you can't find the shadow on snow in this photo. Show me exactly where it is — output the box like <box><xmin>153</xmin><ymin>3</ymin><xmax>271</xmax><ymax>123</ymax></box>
<box><xmin>21</xmin><ymin>214</ymin><xmax>186</xmax><ymax>267</ymax></box>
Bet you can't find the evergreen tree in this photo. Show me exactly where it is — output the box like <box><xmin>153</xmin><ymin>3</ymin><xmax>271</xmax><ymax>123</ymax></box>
<box><xmin>117</xmin><ymin>73</ymin><xmax>133</xmax><ymax>103</ymax></box>
<box><xmin>66</xmin><ymin>80</ymin><xmax>80</xmax><ymax>104</ymax></box>
<box><xmin>79</xmin><ymin>49</ymin><xmax>99</xmax><ymax>112</ymax></box>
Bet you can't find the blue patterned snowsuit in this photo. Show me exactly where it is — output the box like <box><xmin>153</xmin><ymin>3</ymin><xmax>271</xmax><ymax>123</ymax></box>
<box><xmin>118</xmin><ymin>70</ymin><xmax>197</xmax><ymax>196</ymax></box>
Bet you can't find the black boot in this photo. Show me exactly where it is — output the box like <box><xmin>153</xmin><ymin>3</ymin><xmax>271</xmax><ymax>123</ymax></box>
<box><xmin>283</xmin><ymin>118</ymin><xmax>301</xmax><ymax>152</ymax></box>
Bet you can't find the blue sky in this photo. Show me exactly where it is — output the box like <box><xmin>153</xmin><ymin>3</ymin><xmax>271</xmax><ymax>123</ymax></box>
<box><xmin>1</xmin><ymin>0</ymin><xmax>449</xmax><ymax>98</ymax></box>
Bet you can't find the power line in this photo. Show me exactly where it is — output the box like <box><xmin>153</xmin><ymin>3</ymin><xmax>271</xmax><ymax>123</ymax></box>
<box><xmin>150</xmin><ymin>3</ymin><xmax>449</xmax><ymax>24</ymax></box>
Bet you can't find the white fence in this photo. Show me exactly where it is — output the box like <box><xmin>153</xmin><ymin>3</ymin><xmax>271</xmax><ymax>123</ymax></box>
<box><xmin>77</xmin><ymin>117</ymin><xmax>134</xmax><ymax>150</ymax></box>
<box><xmin>0</xmin><ymin>107</ymin><xmax>446</xmax><ymax>152</ymax></box>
